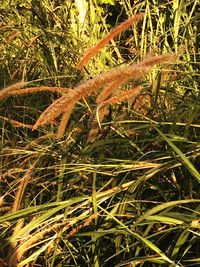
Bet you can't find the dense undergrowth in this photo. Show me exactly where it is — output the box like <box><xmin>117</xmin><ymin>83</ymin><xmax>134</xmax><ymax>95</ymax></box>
<box><xmin>0</xmin><ymin>0</ymin><xmax>200</xmax><ymax>266</ymax></box>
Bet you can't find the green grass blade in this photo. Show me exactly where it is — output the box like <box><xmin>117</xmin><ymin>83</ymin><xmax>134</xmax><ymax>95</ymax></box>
<box><xmin>154</xmin><ymin>126</ymin><xmax>200</xmax><ymax>182</ymax></box>
<box><xmin>98</xmin><ymin>204</ymin><xmax>178</xmax><ymax>266</ymax></box>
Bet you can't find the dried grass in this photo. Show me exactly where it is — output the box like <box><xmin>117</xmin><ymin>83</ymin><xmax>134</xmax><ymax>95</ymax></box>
<box><xmin>0</xmin><ymin>14</ymin><xmax>179</xmax><ymax>140</ymax></box>
<box><xmin>96</xmin><ymin>79</ymin><xmax>124</xmax><ymax>104</ymax></box>
<box><xmin>32</xmin><ymin>53</ymin><xmax>177</xmax><ymax>137</ymax></box>
<box><xmin>32</xmin><ymin>91</ymin><xmax>77</xmax><ymax>130</ymax></box>
<box><xmin>8</xmin><ymin>222</ymin><xmax>63</xmax><ymax>266</ymax></box>
<box><xmin>10</xmin><ymin>86</ymin><xmax>72</xmax><ymax>96</ymax></box>
<box><xmin>7</xmin><ymin>163</ymin><xmax>36</xmax><ymax>265</ymax></box>
<box><xmin>88</xmin><ymin>105</ymin><xmax>110</xmax><ymax>142</ymax></box>
<box><xmin>57</xmin><ymin>101</ymin><xmax>77</xmax><ymax>138</ymax></box>
<box><xmin>0</xmin><ymin>115</ymin><xmax>33</xmax><ymax>129</ymax></box>
<box><xmin>133</xmin><ymin>92</ymin><xmax>152</xmax><ymax>115</ymax></box>
<box><xmin>0</xmin><ymin>81</ymin><xmax>27</xmax><ymax>101</ymax></box>
<box><xmin>99</xmin><ymin>85</ymin><xmax>143</xmax><ymax>107</ymax></box>
<box><xmin>88</xmin><ymin>86</ymin><xmax>143</xmax><ymax>141</ymax></box>
<box><xmin>76</xmin><ymin>13</ymin><xmax>144</xmax><ymax>69</ymax></box>
<box><xmin>12</xmin><ymin>163</ymin><xmax>36</xmax><ymax>213</ymax></box>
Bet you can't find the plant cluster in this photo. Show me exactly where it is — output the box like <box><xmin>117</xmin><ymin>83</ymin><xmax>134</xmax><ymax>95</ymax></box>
<box><xmin>0</xmin><ymin>1</ymin><xmax>200</xmax><ymax>267</ymax></box>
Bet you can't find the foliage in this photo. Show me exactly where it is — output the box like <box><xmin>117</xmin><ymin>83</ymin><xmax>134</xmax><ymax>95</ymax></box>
<box><xmin>0</xmin><ymin>0</ymin><xmax>200</xmax><ymax>266</ymax></box>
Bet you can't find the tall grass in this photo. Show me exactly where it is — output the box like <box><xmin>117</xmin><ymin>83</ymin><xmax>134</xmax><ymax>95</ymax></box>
<box><xmin>0</xmin><ymin>0</ymin><xmax>200</xmax><ymax>266</ymax></box>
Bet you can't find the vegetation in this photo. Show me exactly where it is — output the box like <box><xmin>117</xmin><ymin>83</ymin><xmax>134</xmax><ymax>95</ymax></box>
<box><xmin>0</xmin><ymin>0</ymin><xmax>200</xmax><ymax>266</ymax></box>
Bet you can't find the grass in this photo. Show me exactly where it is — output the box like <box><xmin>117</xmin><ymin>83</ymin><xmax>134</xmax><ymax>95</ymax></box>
<box><xmin>0</xmin><ymin>0</ymin><xmax>200</xmax><ymax>266</ymax></box>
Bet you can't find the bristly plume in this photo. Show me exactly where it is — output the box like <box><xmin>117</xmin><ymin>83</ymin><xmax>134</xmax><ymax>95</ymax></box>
<box><xmin>99</xmin><ymin>85</ymin><xmax>143</xmax><ymax>107</ymax></box>
<box><xmin>0</xmin><ymin>81</ymin><xmax>27</xmax><ymax>101</ymax></box>
<box><xmin>88</xmin><ymin>86</ymin><xmax>143</xmax><ymax>142</ymax></box>
<box><xmin>96</xmin><ymin>80</ymin><xmax>124</xmax><ymax>104</ymax></box>
<box><xmin>76</xmin><ymin>13</ymin><xmax>144</xmax><ymax>70</ymax></box>
<box><xmin>33</xmin><ymin>53</ymin><xmax>178</xmax><ymax>136</ymax></box>
<box><xmin>0</xmin><ymin>116</ymin><xmax>33</xmax><ymax>129</ymax></box>
<box><xmin>10</xmin><ymin>86</ymin><xmax>72</xmax><ymax>96</ymax></box>
<box><xmin>32</xmin><ymin>92</ymin><xmax>75</xmax><ymax>130</ymax></box>
<box><xmin>0</xmin><ymin>14</ymin><xmax>179</xmax><ymax>140</ymax></box>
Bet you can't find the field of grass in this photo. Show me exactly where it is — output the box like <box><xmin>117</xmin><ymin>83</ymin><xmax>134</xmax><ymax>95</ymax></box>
<box><xmin>0</xmin><ymin>0</ymin><xmax>200</xmax><ymax>266</ymax></box>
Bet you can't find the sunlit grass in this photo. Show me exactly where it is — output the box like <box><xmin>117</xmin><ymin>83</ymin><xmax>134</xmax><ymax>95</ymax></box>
<box><xmin>0</xmin><ymin>0</ymin><xmax>200</xmax><ymax>266</ymax></box>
